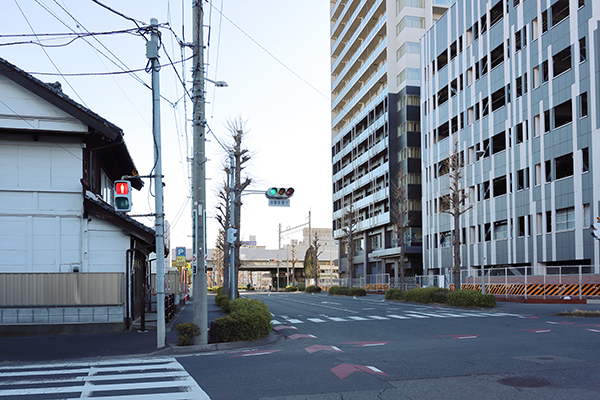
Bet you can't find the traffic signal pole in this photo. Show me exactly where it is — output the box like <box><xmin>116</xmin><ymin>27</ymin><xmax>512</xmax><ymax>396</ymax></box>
<box><xmin>191</xmin><ymin>1</ymin><xmax>208</xmax><ymax>345</ymax></box>
<box><xmin>147</xmin><ymin>19</ymin><xmax>166</xmax><ymax>348</ymax></box>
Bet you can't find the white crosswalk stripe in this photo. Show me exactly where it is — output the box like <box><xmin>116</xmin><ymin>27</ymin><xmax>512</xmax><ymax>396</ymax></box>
<box><xmin>271</xmin><ymin>310</ymin><xmax>521</xmax><ymax>325</ymax></box>
<box><xmin>0</xmin><ymin>357</ymin><xmax>210</xmax><ymax>399</ymax></box>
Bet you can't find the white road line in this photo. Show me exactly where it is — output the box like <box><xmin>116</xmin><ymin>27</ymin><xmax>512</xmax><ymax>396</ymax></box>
<box><xmin>348</xmin><ymin>316</ymin><xmax>369</xmax><ymax>321</ymax></box>
<box><xmin>387</xmin><ymin>314</ymin><xmax>411</xmax><ymax>319</ymax></box>
<box><xmin>402</xmin><ymin>312</ymin><xmax>432</xmax><ymax>318</ymax></box>
<box><xmin>327</xmin><ymin>317</ymin><xmax>348</xmax><ymax>322</ymax></box>
<box><xmin>285</xmin><ymin>318</ymin><xmax>304</xmax><ymax>324</ymax></box>
<box><xmin>307</xmin><ymin>318</ymin><xmax>326</xmax><ymax>323</ymax></box>
<box><xmin>367</xmin><ymin>315</ymin><xmax>390</xmax><ymax>320</ymax></box>
<box><xmin>271</xmin><ymin>320</ymin><xmax>281</xmax><ymax>325</ymax></box>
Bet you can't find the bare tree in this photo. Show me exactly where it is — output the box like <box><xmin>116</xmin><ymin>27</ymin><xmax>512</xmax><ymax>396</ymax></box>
<box><xmin>440</xmin><ymin>138</ymin><xmax>472</xmax><ymax>290</ymax></box>
<box><xmin>340</xmin><ymin>203</ymin><xmax>358</xmax><ymax>287</ymax></box>
<box><xmin>213</xmin><ymin>229</ymin><xmax>225</xmax><ymax>286</ymax></box>
<box><xmin>312</xmin><ymin>233</ymin><xmax>323</xmax><ymax>288</ymax></box>
<box><xmin>289</xmin><ymin>243</ymin><xmax>298</xmax><ymax>287</ymax></box>
<box><xmin>390</xmin><ymin>168</ymin><xmax>415</xmax><ymax>291</ymax></box>
<box><xmin>226</xmin><ymin>118</ymin><xmax>252</xmax><ymax>296</ymax></box>
<box><xmin>215</xmin><ymin>180</ymin><xmax>231</xmax><ymax>295</ymax></box>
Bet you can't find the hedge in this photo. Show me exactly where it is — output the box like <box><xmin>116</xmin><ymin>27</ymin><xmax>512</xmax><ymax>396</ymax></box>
<box><xmin>348</xmin><ymin>287</ymin><xmax>366</xmax><ymax>296</ymax></box>
<box><xmin>174</xmin><ymin>322</ymin><xmax>201</xmax><ymax>346</ymax></box>
<box><xmin>328</xmin><ymin>286</ymin><xmax>350</xmax><ymax>295</ymax></box>
<box><xmin>385</xmin><ymin>288</ymin><xmax>403</xmax><ymax>300</ymax></box>
<box><xmin>215</xmin><ymin>298</ymin><xmax>272</xmax><ymax>342</ymax></box>
<box><xmin>402</xmin><ymin>287</ymin><xmax>447</xmax><ymax>304</ymax></box>
<box><xmin>285</xmin><ymin>286</ymin><xmax>298</xmax><ymax>292</ymax></box>
<box><xmin>446</xmin><ymin>290</ymin><xmax>497</xmax><ymax>307</ymax></box>
<box><xmin>306</xmin><ymin>285</ymin><xmax>322</xmax><ymax>293</ymax></box>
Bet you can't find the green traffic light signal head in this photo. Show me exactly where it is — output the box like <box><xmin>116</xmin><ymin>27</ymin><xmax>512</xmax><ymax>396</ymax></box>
<box><xmin>269</xmin><ymin>187</ymin><xmax>277</xmax><ymax>196</ymax></box>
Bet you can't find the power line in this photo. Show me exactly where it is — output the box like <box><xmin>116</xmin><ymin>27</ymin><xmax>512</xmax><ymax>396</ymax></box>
<box><xmin>27</xmin><ymin>56</ymin><xmax>192</xmax><ymax>76</ymax></box>
<box><xmin>14</xmin><ymin>0</ymin><xmax>89</xmax><ymax>107</ymax></box>
<box><xmin>207</xmin><ymin>2</ymin><xmax>330</xmax><ymax>102</ymax></box>
<box><xmin>90</xmin><ymin>0</ymin><xmax>146</xmax><ymax>27</ymax></box>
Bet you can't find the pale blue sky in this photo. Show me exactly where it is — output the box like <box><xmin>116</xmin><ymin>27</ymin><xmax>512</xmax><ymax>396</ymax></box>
<box><xmin>1</xmin><ymin>0</ymin><xmax>332</xmax><ymax>250</ymax></box>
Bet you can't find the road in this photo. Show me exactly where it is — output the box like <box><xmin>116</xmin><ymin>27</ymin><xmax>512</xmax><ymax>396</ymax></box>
<box><xmin>2</xmin><ymin>292</ymin><xmax>600</xmax><ymax>399</ymax></box>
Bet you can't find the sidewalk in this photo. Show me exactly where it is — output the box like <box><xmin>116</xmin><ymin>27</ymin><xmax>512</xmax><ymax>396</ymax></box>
<box><xmin>0</xmin><ymin>293</ymin><xmax>281</xmax><ymax>364</ymax></box>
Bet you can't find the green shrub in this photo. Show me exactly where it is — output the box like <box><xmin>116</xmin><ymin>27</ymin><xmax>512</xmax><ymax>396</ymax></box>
<box><xmin>215</xmin><ymin>293</ymin><xmax>227</xmax><ymax>307</ymax></box>
<box><xmin>175</xmin><ymin>322</ymin><xmax>201</xmax><ymax>346</ymax></box>
<box><xmin>306</xmin><ymin>285</ymin><xmax>322</xmax><ymax>293</ymax></box>
<box><xmin>296</xmin><ymin>284</ymin><xmax>306</xmax><ymax>292</ymax></box>
<box><xmin>403</xmin><ymin>287</ymin><xmax>446</xmax><ymax>304</ymax></box>
<box><xmin>385</xmin><ymin>288</ymin><xmax>403</xmax><ymax>300</ymax></box>
<box><xmin>431</xmin><ymin>288</ymin><xmax>449</xmax><ymax>304</ymax></box>
<box><xmin>348</xmin><ymin>287</ymin><xmax>366</xmax><ymax>296</ymax></box>
<box><xmin>328</xmin><ymin>286</ymin><xmax>348</xmax><ymax>295</ymax></box>
<box><xmin>446</xmin><ymin>290</ymin><xmax>496</xmax><ymax>307</ymax></box>
<box><xmin>285</xmin><ymin>286</ymin><xmax>298</xmax><ymax>292</ymax></box>
<box><xmin>215</xmin><ymin>298</ymin><xmax>272</xmax><ymax>342</ymax></box>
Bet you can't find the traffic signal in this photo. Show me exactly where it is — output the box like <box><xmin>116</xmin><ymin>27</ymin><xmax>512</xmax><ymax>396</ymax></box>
<box><xmin>114</xmin><ymin>180</ymin><xmax>132</xmax><ymax>212</ymax></box>
<box><xmin>227</xmin><ymin>227</ymin><xmax>238</xmax><ymax>244</ymax></box>
<box><xmin>265</xmin><ymin>187</ymin><xmax>294</xmax><ymax>199</ymax></box>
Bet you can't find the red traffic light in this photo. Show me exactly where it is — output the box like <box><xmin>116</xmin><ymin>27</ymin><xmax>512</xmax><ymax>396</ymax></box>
<box><xmin>115</xmin><ymin>181</ymin><xmax>130</xmax><ymax>195</ymax></box>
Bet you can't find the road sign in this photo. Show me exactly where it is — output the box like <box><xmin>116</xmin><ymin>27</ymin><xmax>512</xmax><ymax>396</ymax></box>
<box><xmin>268</xmin><ymin>199</ymin><xmax>290</xmax><ymax>207</ymax></box>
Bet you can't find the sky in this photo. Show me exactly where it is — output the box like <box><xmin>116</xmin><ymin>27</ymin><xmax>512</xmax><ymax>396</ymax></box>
<box><xmin>0</xmin><ymin>0</ymin><xmax>333</xmax><ymax>251</ymax></box>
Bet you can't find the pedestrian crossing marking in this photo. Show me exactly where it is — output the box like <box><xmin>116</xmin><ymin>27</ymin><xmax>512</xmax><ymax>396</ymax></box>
<box><xmin>367</xmin><ymin>315</ymin><xmax>389</xmax><ymax>320</ymax></box>
<box><xmin>285</xmin><ymin>318</ymin><xmax>304</xmax><ymax>324</ymax></box>
<box><xmin>387</xmin><ymin>314</ymin><xmax>410</xmax><ymax>319</ymax></box>
<box><xmin>0</xmin><ymin>357</ymin><xmax>210</xmax><ymax>400</ymax></box>
<box><xmin>327</xmin><ymin>317</ymin><xmax>348</xmax><ymax>322</ymax></box>
<box><xmin>348</xmin><ymin>316</ymin><xmax>369</xmax><ymax>321</ymax></box>
<box><xmin>307</xmin><ymin>318</ymin><xmax>327</xmax><ymax>323</ymax></box>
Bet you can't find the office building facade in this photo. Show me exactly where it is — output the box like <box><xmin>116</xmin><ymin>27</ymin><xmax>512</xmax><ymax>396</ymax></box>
<box><xmin>330</xmin><ymin>0</ymin><xmax>452</xmax><ymax>280</ymax></box>
<box><xmin>421</xmin><ymin>0</ymin><xmax>600</xmax><ymax>278</ymax></box>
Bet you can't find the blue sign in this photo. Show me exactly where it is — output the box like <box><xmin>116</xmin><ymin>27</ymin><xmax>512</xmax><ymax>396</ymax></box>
<box><xmin>176</xmin><ymin>247</ymin><xmax>186</xmax><ymax>257</ymax></box>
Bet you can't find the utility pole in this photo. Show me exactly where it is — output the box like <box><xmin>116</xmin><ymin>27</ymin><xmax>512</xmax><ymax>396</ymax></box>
<box><xmin>229</xmin><ymin>152</ymin><xmax>236</xmax><ymax>300</ymax></box>
<box><xmin>191</xmin><ymin>1</ymin><xmax>208</xmax><ymax>345</ymax></box>
<box><xmin>147</xmin><ymin>18</ymin><xmax>165</xmax><ymax>348</ymax></box>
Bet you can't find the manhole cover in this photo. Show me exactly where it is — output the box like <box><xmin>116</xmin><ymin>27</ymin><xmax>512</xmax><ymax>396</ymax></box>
<box><xmin>498</xmin><ymin>377</ymin><xmax>550</xmax><ymax>388</ymax></box>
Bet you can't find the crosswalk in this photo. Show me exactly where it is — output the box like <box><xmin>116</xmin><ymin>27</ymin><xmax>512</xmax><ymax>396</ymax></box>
<box><xmin>0</xmin><ymin>357</ymin><xmax>210</xmax><ymax>400</ymax></box>
<box><xmin>271</xmin><ymin>310</ymin><xmax>518</xmax><ymax>325</ymax></box>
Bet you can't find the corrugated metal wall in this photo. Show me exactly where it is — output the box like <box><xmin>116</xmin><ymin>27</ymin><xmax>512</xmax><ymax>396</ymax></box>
<box><xmin>0</xmin><ymin>273</ymin><xmax>123</xmax><ymax>306</ymax></box>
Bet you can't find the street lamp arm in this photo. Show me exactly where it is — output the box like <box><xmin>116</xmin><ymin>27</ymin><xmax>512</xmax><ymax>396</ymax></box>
<box><xmin>205</xmin><ymin>77</ymin><xmax>228</xmax><ymax>87</ymax></box>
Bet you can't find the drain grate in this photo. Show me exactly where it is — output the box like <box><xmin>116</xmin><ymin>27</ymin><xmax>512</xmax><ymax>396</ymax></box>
<box><xmin>498</xmin><ymin>377</ymin><xmax>550</xmax><ymax>388</ymax></box>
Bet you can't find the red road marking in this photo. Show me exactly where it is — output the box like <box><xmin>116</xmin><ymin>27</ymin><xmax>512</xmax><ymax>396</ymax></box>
<box><xmin>341</xmin><ymin>341</ymin><xmax>392</xmax><ymax>347</ymax></box>
<box><xmin>273</xmin><ymin>325</ymin><xmax>297</xmax><ymax>331</ymax></box>
<box><xmin>304</xmin><ymin>345</ymin><xmax>343</xmax><ymax>354</ymax></box>
<box><xmin>331</xmin><ymin>363</ymin><xmax>388</xmax><ymax>380</ymax></box>
<box><xmin>288</xmin><ymin>334</ymin><xmax>317</xmax><ymax>340</ymax></box>
<box><xmin>229</xmin><ymin>350</ymin><xmax>284</xmax><ymax>358</ymax></box>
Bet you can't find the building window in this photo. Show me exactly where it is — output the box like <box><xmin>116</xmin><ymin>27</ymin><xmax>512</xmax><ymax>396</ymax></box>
<box><xmin>555</xmin><ymin>153</ymin><xmax>574</xmax><ymax>180</ymax></box>
<box><xmin>490</xmin><ymin>1</ymin><xmax>504</xmax><ymax>27</ymax></box>
<box><xmin>371</xmin><ymin>234</ymin><xmax>381</xmax><ymax>249</ymax></box>
<box><xmin>492</xmin><ymin>131</ymin><xmax>506</xmax><ymax>154</ymax></box>
<box><xmin>493</xmin><ymin>175</ymin><xmax>507</xmax><ymax>197</ymax></box>
<box><xmin>397</xmin><ymin>16</ymin><xmax>425</xmax><ymax>35</ymax></box>
<box><xmin>532</xmin><ymin>18</ymin><xmax>539</xmax><ymax>40</ymax></box>
<box><xmin>579</xmin><ymin>37</ymin><xmax>587</xmax><ymax>62</ymax></box>
<box><xmin>490</xmin><ymin>44</ymin><xmax>504</xmax><ymax>69</ymax></box>
<box><xmin>582</xmin><ymin>147</ymin><xmax>589</xmax><ymax>172</ymax></box>
<box><xmin>545</xmin><ymin>159</ymin><xmax>552</xmax><ymax>182</ymax></box>
<box><xmin>551</xmin><ymin>0</ymin><xmax>570</xmax><ymax>26</ymax></box>
<box><xmin>534</xmin><ymin>114</ymin><xmax>540</xmax><ymax>137</ymax></box>
<box><xmin>533</xmin><ymin>66</ymin><xmax>540</xmax><ymax>88</ymax></box>
<box><xmin>495</xmin><ymin>220</ymin><xmax>508</xmax><ymax>240</ymax></box>
<box><xmin>396</xmin><ymin>41</ymin><xmax>421</xmax><ymax>60</ymax></box>
<box><xmin>440</xmin><ymin>231</ymin><xmax>452</xmax><ymax>248</ymax></box>
<box><xmin>537</xmin><ymin>213</ymin><xmax>543</xmax><ymax>234</ymax></box>
<box><xmin>491</xmin><ymin>87</ymin><xmax>506</xmax><ymax>111</ymax></box>
<box><xmin>553</xmin><ymin>46</ymin><xmax>572</xmax><ymax>77</ymax></box>
<box><xmin>554</xmin><ymin>99</ymin><xmax>573</xmax><ymax>128</ymax></box>
<box><xmin>396</xmin><ymin>0</ymin><xmax>425</xmax><ymax>13</ymax></box>
<box><xmin>546</xmin><ymin>211</ymin><xmax>552</xmax><ymax>233</ymax></box>
<box><xmin>580</xmin><ymin>92</ymin><xmax>588</xmax><ymax>118</ymax></box>
<box><xmin>556</xmin><ymin>207</ymin><xmax>575</xmax><ymax>231</ymax></box>
<box><xmin>544</xmin><ymin>109</ymin><xmax>551</xmax><ymax>133</ymax></box>
<box><xmin>518</xmin><ymin>216</ymin><xmax>526</xmax><ymax>237</ymax></box>
<box><xmin>542</xmin><ymin>60</ymin><xmax>549</xmax><ymax>83</ymax></box>
<box><xmin>535</xmin><ymin>163</ymin><xmax>541</xmax><ymax>185</ymax></box>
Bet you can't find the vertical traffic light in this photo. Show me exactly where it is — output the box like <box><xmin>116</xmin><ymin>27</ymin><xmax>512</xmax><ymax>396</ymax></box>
<box><xmin>114</xmin><ymin>180</ymin><xmax>132</xmax><ymax>212</ymax></box>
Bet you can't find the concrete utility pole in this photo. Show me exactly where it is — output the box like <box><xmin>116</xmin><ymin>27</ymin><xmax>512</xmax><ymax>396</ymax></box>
<box><xmin>229</xmin><ymin>152</ymin><xmax>236</xmax><ymax>300</ymax></box>
<box><xmin>191</xmin><ymin>1</ymin><xmax>208</xmax><ymax>345</ymax></box>
<box><xmin>147</xmin><ymin>18</ymin><xmax>166</xmax><ymax>348</ymax></box>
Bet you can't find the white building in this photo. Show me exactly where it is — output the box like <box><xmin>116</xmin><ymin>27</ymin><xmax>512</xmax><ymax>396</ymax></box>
<box><xmin>0</xmin><ymin>57</ymin><xmax>157</xmax><ymax>335</ymax></box>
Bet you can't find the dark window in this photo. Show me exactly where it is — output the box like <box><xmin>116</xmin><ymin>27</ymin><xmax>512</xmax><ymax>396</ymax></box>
<box><xmin>482</xmin><ymin>139</ymin><xmax>490</xmax><ymax>158</ymax></box>
<box><xmin>518</xmin><ymin>216</ymin><xmax>525</xmax><ymax>237</ymax></box>
<box><xmin>555</xmin><ymin>153</ymin><xmax>573</xmax><ymax>180</ymax></box>
<box><xmin>580</xmin><ymin>37</ymin><xmax>587</xmax><ymax>62</ymax></box>
<box><xmin>491</xmin><ymin>87</ymin><xmax>506</xmax><ymax>111</ymax></box>
<box><xmin>450</xmin><ymin>41</ymin><xmax>457</xmax><ymax>59</ymax></box>
<box><xmin>542</xmin><ymin>10</ymin><xmax>548</xmax><ymax>33</ymax></box>
<box><xmin>542</xmin><ymin>60</ymin><xmax>549</xmax><ymax>82</ymax></box>
<box><xmin>545</xmin><ymin>159</ymin><xmax>552</xmax><ymax>182</ymax></box>
<box><xmin>437</xmin><ymin>121</ymin><xmax>450</xmax><ymax>142</ymax></box>
<box><xmin>459</xmin><ymin>74</ymin><xmax>464</xmax><ymax>90</ymax></box>
<box><xmin>517</xmin><ymin>169</ymin><xmax>525</xmax><ymax>190</ymax></box>
<box><xmin>483</xmin><ymin>180</ymin><xmax>490</xmax><ymax>199</ymax></box>
<box><xmin>546</xmin><ymin>211</ymin><xmax>552</xmax><ymax>233</ymax></box>
<box><xmin>523</xmin><ymin>73</ymin><xmax>528</xmax><ymax>94</ymax></box>
<box><xmin>459</xmin><ymin>35</ymin><xmax>463</xmax><ymax>52</ymax></box>
<box><xmin>438</xmin><ymin>85</ymin><xmax>449</xmax><ymax>105</ymax></box>
<box><xmin>553</xmin><ymin>46</ymin><xmax>572</xmax><ymax>76</ymax></box>
<box><xmin>522</xmin><ymin>28</ymin><xmax>527</xmax><ymax>47</ymax></box>
<box><xmin>544</xmin><ymin>109</ymin><xmax>551</xmax><ymax>132</ymax></box>
<box><xmin>516</xmin><ymin>122</ymin><xmax>524</xmax><ymax>143</ymax></box>
<box><xmin>485</xmin><ymin>223</ymin><xmax>492</xmax><ymax>241</ymax></box>
<box><xmin>514</xmin><ymin>0</ymin><xmax>520</xmax><ymax>6</ymax></box>
<box><xmin>475</xmin><ymin>61</ymin><xmax>480</xmax><ymax>80</ymax></box>
<box><xmin>451</xmin><ymin>79</ymin><xmax>458</xmax><ymax>97</ymax></box>
<box><xmin>493</xmin><ymin>175</ymin><xmax>507</xmax><ymax>197</ymax></box>
<box><xmin>474</xmin><ymin>22</ymin><xmax>479</xmax><ymax>41</ymax></box>
<box><xmin>516</xmin><ymin>76</ymin><xmax>522</xmax><ymax>97</ymax></box>
<box><xmin>452</xmin><ymin>116</ymin><xmax>458</xmax><ymax>133</ymax></box>
<box><xmin>554</xmin><ymin>99</ymin><xmax>572</xmax><ymax>128</ymax></box>
<box><xmin>515</xmin><ymin>30</ymin><xmax>522</xmax><ymax>51</ymax></box>
<box><xmin>481</xmin><ymin>55</ymin><xmax>488</xmax><ymax>75</ymax></box>
<box><xmin>551</xmin><ymin>0</ymin><xmax>570</xmax><ymax>26</ymax></box>
<box><xmin>490</xmin><ymin>44</ymin><xmax>504</xmax><ymax>69</ymax></box>
<box><xmin>438</xmin><ymin>158</ymin><xmax>449</xmax><ymax>176</ymax></box>
<box><xmin>490</xmin><ymin>1</ymin><xmax>504</xmax><ymax>26</ymax></box>
<box><xmin>492</xmin><ymin>131</ymin><xmax>506</xmax><ymax>154</ymax></box>
<box><xmin>481</xmin><ymin>14</ymin><xmax>487</xmax><ymax>34</ymax></box>
<box><xmin>482</xmin><ymin>98</ymin><xmax>489</xmax><ymax>117</ymax></box>
<box><xmin>475</xmin><ymin>103</ymin><xmax>480</xmax><ymax>120</ymax></box>
<box><xmin>460</xmin><ymin>112</ymin><xmax>465</xmax><ymax>129</ymax></box>
<box><xmin>582</xmin><ymin>147</ymin><xmax>589</xmax><ymax>172</ymax></box>
<box><xmin>580</xmin><ymin>92</ymin><xmax>588</xmax><ymax>117</ymax></box>
<box><xmin>437</xmin><ymin>50</ymin><xmax>448</xmax><ymax>71</ymax></box>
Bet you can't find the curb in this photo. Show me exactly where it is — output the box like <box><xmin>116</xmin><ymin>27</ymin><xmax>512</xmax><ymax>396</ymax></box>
<box><xmin>153</xmin><ymin>331</ymin><xmax>284</xmax><ymax>356</ymax></box>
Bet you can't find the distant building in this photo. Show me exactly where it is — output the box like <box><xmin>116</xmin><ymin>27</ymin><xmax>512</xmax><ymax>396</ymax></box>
<box><xmin>421</xmin><ymin>0</ymin><xmax>600</xmax><ymax>277</ymax></box>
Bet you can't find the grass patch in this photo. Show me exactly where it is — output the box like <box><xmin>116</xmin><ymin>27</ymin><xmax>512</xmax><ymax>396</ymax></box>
<box><xmin>553</xmin><ymin>309</ymin><xmax>600</xmax><ymax>318</ymax></box>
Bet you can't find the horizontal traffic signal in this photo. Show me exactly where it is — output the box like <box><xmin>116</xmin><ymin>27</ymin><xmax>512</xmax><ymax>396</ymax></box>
<box><xmin>265</xmin><ymin>187</ymin><xmax>294</xmax><ymax>199</ymax></box>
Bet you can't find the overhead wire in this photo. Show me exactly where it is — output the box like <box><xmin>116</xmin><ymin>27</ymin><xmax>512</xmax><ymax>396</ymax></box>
<box><xmin>14</xmin><ymin>0</ymin><xmax>89</xmax><ymax>107</ymax></box>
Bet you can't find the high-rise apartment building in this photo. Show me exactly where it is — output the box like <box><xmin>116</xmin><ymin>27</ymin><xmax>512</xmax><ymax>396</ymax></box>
<box><xmin>330</xmin><ymin>0</ymin><xmax>452</xmax><ymax>280</ymax></box>
<box><xmin>421</xmin><ymin>0</ymin><xmax>600</xmax><ymax>279</ymax></box>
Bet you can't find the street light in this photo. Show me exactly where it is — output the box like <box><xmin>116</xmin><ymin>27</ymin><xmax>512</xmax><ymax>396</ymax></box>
<box><xmin>205</xmin><ymin>77</ymin><xmax>228</xmax><ymax>87</ymax></box>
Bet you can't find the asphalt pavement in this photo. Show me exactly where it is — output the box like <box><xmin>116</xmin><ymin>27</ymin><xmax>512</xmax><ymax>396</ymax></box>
<box><xmin>1</xmin><ymin>292</ymin><xmax>598</xmax><ymax>364</ymax></box>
